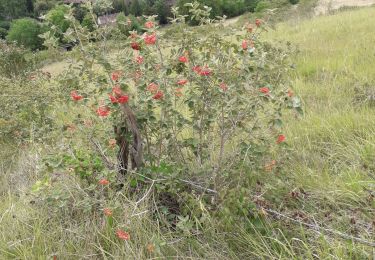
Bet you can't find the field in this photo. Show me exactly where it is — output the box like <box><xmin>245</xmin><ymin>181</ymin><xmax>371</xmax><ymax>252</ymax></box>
<box><xmin>1</xmin><ymin>3</ymin><xmax>375</xmax><ymax>259</ymax></box>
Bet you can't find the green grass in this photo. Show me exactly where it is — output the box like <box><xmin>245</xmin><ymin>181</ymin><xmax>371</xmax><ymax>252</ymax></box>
<box><xmin>1</xmin><ymin>6</ymin><xmax>375</xmax><ymax>259</ymax></box>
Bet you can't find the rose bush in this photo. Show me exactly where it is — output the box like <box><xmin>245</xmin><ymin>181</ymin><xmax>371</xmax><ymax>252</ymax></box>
<box><xmin>42</xmin><ymin>2</ymin><xmax>301</xmax><ymax>229</ymax></box>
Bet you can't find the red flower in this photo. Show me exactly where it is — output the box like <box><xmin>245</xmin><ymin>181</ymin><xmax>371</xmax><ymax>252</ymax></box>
<box><xmin>192</xmin><ymin>65</ymin><xmax>202</xmax><ymax>74</ymax></box>
<box><xmin>242</xmin><ymin>40</ymin><xmax>248</xmax><ymax>50</ymax></box>
<box><xmin>96</xmin><ymin>106</ymin><xmax>110</xmax><ymax>117</ymax></box>
<box><xmin>103</xmin><ymin>208</ymin><xmax>113</xmax><ymax>216</ymax></box>
<box><xmin>259</xmin><ymin>87</ymin><xmax>270</xmax><ymax>94</ymax></box>
<box><xmin>219</xmin><ymin>83</ymin><xmax>228</xmax><ymax>91</ymax></box>
<box><xmin>99</xmin><ymin>178</ymin><xmax>110</xmax><ymax>185</ymax></box>
<box><xmin>111</xmin><ymin>71</ymin><xmax>121</xmax><ymax>82</ymax></box>
<box><xmin>255</xmin><ymin>19</ymin><xmax>262</xmax><ymax>27</ymax></box>
<box><xmin>117</xmin><ymin>95</ymin><xmax>129</xmax><ymax>104</ymax></box>
<box><xmin>145</xmin><ymin>21</ymin><xmax>154</xmax><ymax>29</ymax></box>
<box><xmin>199</xmin><ymin>66</ymin><xmax>211</xmax><ymax>76</ymax></box>
<box><xmin>153</xmin><ymin>90</ymin><xmax>164</xmax><ymax>100</ymax></box>
<box><xmin>112</xmin><ymin>86</ymin><xmax>122</xmax><ymax>97</ymax></box>
<box><xmin>175</xmin><ymin>88</ymin><xmax>183</xmax><ymax>97</ymax></box>
<box><xmin>179</xmin><ymin>56</ymin><xmax>188</xmax><ymax>63</ymax></box>
<box><xmin>147</xmin><ymin>83</ymin><xmax>159</xmax><ymax>94</ymax></box>
<box><xmin>276</xmin><ymin>134</ymin><xmax>286</xmax><ymax>144</ymax></box>
<box><xmin>109</xmin><ymin>94</ymin><xmax>118</xmax><ymax>104</ymax></box>
<box><xmin>136</xmin><ymin>55</ymin><xmax>144</xmax><ymax>64</ymax></box>
<box><xmin>288</xmin><ymin>89</ymin><xmax>294</xmax><ymax>97</ymax></box>
<box><xmin>177</xmin><ymin>79</ymin><xmax>188</xmax><ymax>85</ymax></box>
<box><xmin>144</xmin><ymin>33</ymin><xmax>156</xmax><ymax>45</ymax></box>
<box><xmin>116</xmin><ymin>229</ymin><xmax>130</xmax><ymax>241</ymax></box>
<box><xmin>70</xmin><ymin>90</ymin><xmax>83</xmax><ymax>101</ymax></box>
<box><xmin>131</xmin><ymin>42</ymin><xmax>141</xmax><ymax>50</ymax></box>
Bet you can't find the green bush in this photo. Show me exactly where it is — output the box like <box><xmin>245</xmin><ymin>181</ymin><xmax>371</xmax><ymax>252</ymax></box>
<box><xmin>0</xmin><ymin>28</ymin><xmax>7</xmax><ymax>39</ymax></box>
<box><xmin>289</xmin><ymin>0</ymin><xmax>299</xmax><ymax>4</ymax></box>
<box><xmin>155</xmin><ymin>0</ymin><xmax>171</xmax><ymax>24</ymax></box>
<box><xmin>81</xmin><ymin>13</ymin><xmax>96</xmax><ymax>32</ymax></box>
<box><xmin>46</xmin><ymin>5</ymin><xmax>71</xmax><ymax>34</ymax></box>
<box><xmin>0</xmin><ymin>20</ymin><xmax>10</xmax><ymax>30</ymax></box>
<box><xmin>6</xmin><ymin>18</ymin><xmax>44</xmax><ymax>50</ymax></box>
<box><xmin>255</xmin><ymin>0</ymin><xmax>270</xmax><ymax>12</ymax></box>
<box><xmin>116</xmin><ymin>13</ymin><xmax>143</xmax><ymax>36</ymax></box>
<box><xmin>0</xmin><ymin>40</ymin><xmax>33</xmax><ymax>77</ymax></box>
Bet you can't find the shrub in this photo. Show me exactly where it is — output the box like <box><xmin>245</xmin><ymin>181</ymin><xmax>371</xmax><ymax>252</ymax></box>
<box><xmin>130</xmin><ymin>0</ymin><xmax>143</xmax><ymax>16</ymax></box>
<box><xmin>6</xmin><ymin>18</ymin><xmax>44</xmax><ymax>50</ymax></box>
<box><xmin>289</xmin><ymin>0</ymin><xmax>299</xmax><ymax>4</ymax></box>
<box><xmin>155</xmin><ymin>0</ymin><xmax>171</xmax><ymax>24</ymax></box>
<box><xmin>46</xmin><ymin>5</ymin><xmax>71</xmax><ymax>35</ymax></box>
<box><xmin>42</xmin><ymin>3</ymin><xmax>301</xmax><ymax>230</ymax></box>
<box><xmin>116</xmin><ymin>13</ymin><xmax>143</xmax><ymax>36</ymax></box>
<box><xmin>82</xmin><ymin>13</ymin><xmax>96</xmax><ymax>32</ymax></box>
<box><xmin>0</xmin><ymin>28</ymin><xmax>7</xmax><ymax>39</ymax></box>
<box><xmin>0</xmin><ymin>40</ymin><xmax>32</xmax><ymax>77</ymax></box>
<box><xmin>255</xmin><ymin>0</ymin><xmax>270</xmax><ymax>12</ymax></box>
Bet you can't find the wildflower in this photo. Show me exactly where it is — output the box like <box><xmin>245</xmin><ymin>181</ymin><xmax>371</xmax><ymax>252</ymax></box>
<box><xmin>70</xmin><ymin>90</ymin><xmax>83</xmax><ymax>101</ymax></box>
<box><xmin>131</xmin><ymin>42</ymin><xmax>141</xmax><ymax>50</ymax></box>
<box><xmin>179</xmin><ymin>56</ymin><xmax>188</xmax><ymax>63</ymax></box>
<box><xmin>175</xmin><ymin>88</ymin><xmax>183</xmax><ymax>97</ymax></box>
<box><xmin>99</xmin><ymin>178</ymin><xmax>110</xmax><ymax>185</ymax></box>
<box><xmin>264</xmin><ymin>160</ymin><xmax>276</xmax><ymax>172</ymax></box>
<box><xmin>177</xmin><ymin>79</ymin><xmax>188</xmax><ymax>85</ymax></box>
<box><xmin>152</xmin><ymin>90</ymin><xmax>164</xmax><ymax>100</ymax></box>
<box><xmin>103</xmin><ymin>208</ymin><xmax>113</xmax><ymax>217</ymax></box>
<box><xmin>276</xmin><ymin>134</ymin><xmax>286</xmax><ymax>144</ymax></box>
<box><xmin>111</xmin><ymin>71</ymin><xmax>121</xmax><ymax>82</ymax></box>
<box><xmin>255</xmin><ymin>19</ymin><xmax>262</xmax><ymax>27</ymax></box>
<box><xmin>96</xmin><ymin>106</ymin><xmax>110</xmax><ymax>117</ymax></box>
<box><xmin>112</xmin><ymin>86</ymin><xmax>122</xmax><ymax>97</ymax></box>
<box><xmin>109</xmin><ymin>94</ymin><xmax>118</xmax><ymax>104</ymax></box>
<box><xmin>147</xmin><ymin>83</ymin><xmax>159</xmax><ymax>94</ymax></box>
<box><xmin>242</xmin><ymin>40</ymin><xmax>248</xmax><ymax>50</ymax></box>
<box><xmin>219</xmin><ymin>83</ymin><xmax>228</xmax><ymax>91</ymax></box>
<box><xmin>108</xmin><ymin>139</ymin><xmax>117</xmax><ymax>148</ymax></box>
<box><xmin>259</xmin><ymin>87</ymin><xmax>270</xmax><ymax>94</ymax></box>
<box><xmin>199</xmin><ymin>66</ymin><xmax>211</xmax><ymax>76</ymax></box>
<box><xmin>117</xmin><ymin>95</ymin><xmax>129</xmax><ymax>104</ymax></box>
<box><xmin>116</xmin><ymin>229</ymin><xmax>130</xmax><ymax>241</ymax></box>
<box><xmin>145</xmin><ymin>21</ymin><xmax>154</xmax><ymax>29</ymax></box>
<box><xmin>136</xmin><ymin>55</ymin><xmax>144</xmax><ymax>64</ymax></box>
<box><xmin>144</xmin><ymin>33</ymin><xmax>156</xmax><ymax>45</ymax></box>
<box><xmin>288</xmin><ymin>89</ymin><xmax>294</xmax><ymax>97</ymax></box>
<box><xmin>192</xmin><ymin>65</ymin><xmax>202</xmax><ymax>74</ymax></box>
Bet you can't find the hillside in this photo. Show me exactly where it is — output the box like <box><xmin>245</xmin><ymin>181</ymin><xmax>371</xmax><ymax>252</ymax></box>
<box><xmin>1</xmin><ymin>3</ymin><xmax>375</xmax><ymax>259</ymax></box>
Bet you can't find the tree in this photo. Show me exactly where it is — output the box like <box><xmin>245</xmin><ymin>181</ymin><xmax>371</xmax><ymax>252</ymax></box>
<box><xmin>155</xmin><ymin>0</ymin><xmax>170</xmax><ymax>25</ymax></box>
<box><xmin>130</xmin><ymin>0</ymin><xmax>143</xmax><ymax>16</ymax></box>
<box><xmin>0</xmin><ymin>0</ymin><xmax>28</xmax><ymax>20</ymax></box>
<box><xmin>6</xmin><ymin>18</ymin><xmax>44</xmax><ymax>50</ymax></box>
<box><xmin>46</xmin><ymin>5</ymin><xmax>71</xmax><ymax>34</ymax></box>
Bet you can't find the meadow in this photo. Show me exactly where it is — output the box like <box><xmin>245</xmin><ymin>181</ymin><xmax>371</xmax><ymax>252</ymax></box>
<box><xmin>0</xmin><ymin>3</ymin><xmax>374</xmax><ymax>259</ymax></box>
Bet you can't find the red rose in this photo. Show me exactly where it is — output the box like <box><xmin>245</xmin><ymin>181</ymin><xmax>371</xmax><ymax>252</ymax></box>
<box><xmin>131</xmin><ymin>42</ymin><xmax>141</xmax><ymax>50</ymax></box>
<box><xmin>116</xmin><ymin>229</ymin><xmax>130</xmax><ymax>241</ymax></box>
<box><xmin>153</xmin><ymin>90</ymin><xmax>164</xmax><ymax>100</ymax></box>
<box><xmin>259</xmin><ymin>87</ymin><xmax>270</xmax><ymax>94</ymax></box>
<box><xmin>177</xmin><ymin>79</ymin><xmax>188</xmax><ymax>85</ymax></box>
<box><xmin>179</xmin><ymin>56</ymin><xmax>188</xmax><ymax>63</ymax></box>
<box><xmin>276</xmin><ymin>134</ymin><xmax>286</xmax><ymax>144</ymax></box>
<box><xmin>70</xmin><ymin>90</ymin><xmax>83</xmax><ymax>101</ymax></box>
<box><xmin>117</xmin><ymin>95</ymin><xmax>129</xmax><ymax>104</ymax></box>
<box><xmin>145</xmin><ymin>21</ymin><xmax>154</xmax><ymax>29</ymax></box>
<box><xmin>96</xmin><ymin>106</ymin><xmax>110</xmax><ymax>117</ymax></box>
<box><xmin>144</xmin><ymin>33</ymin><xmax>156</xmax><ymax>45</ymax></box>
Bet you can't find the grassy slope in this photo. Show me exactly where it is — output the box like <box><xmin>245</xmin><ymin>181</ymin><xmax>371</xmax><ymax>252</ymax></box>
<box><xmin>1</xmin><ymin>6</ymin><xmax>375</xmax><ymax>260</ymax></box>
